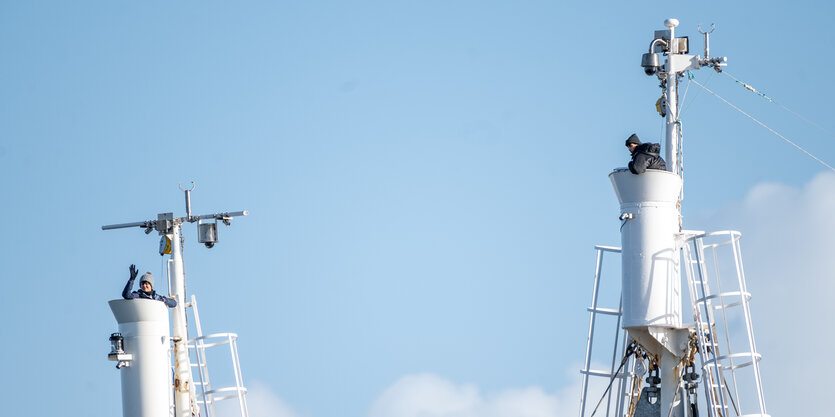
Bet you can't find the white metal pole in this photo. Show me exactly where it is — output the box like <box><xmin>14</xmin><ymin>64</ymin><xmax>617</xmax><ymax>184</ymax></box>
<box><xmin>731</xmin><ymin>236</ymin><xmax>768</xmax><ymax>414</ymax></box>
<box><xmin>579</xmin><ymin>247</ymin><xmax>605</xmax><ymax>417</ymax></box>
<box><xmin>662</xmin><ymin>20</ymin><xmax>684</xmax><ymax>416</ymax></box>
<box><xmin>665</xmin><ymin>19</ymin><xmax>679</xmax><ymax>175</ymax></box>
<box><xmin>170</xmin><ymin>224</ymin><xmax>195</xmax><ymax>417</ymax></box>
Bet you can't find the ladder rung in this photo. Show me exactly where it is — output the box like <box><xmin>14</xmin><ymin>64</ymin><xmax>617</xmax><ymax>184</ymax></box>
<box><xmin>586</xmin><ymin>307</ymin><xmax>621</xmax><ymax>316</ymax></box>
<box><xmin>580</xmin><ymin>369</ymin><xmax>627</xmax><ymax>378</ymax></box>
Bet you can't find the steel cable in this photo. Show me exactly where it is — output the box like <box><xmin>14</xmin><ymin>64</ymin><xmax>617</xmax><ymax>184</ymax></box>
<box><xmin>590</xmin><ymin>343</ymin><xmax>636</xmax><ymax>417</ymax></box>
<box><xmin>690</xmin><ymin>79</ymin><xmax>835</xmax><ymax>172</ymax></box>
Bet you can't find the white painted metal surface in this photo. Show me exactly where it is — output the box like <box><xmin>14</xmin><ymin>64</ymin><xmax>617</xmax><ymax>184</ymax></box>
<box><xmin>664</xmin><ymin>18</ymin><xmax>680</xmax><ymax>175</ymax></box>
<box><xmin>609</xmin><ymin>168</ymin><xmax>682</xmax><ymax>328</ymax></box>
<box><xmin>109</xmin><ymin>299</ymin><xmax>171</xmax><ymax>417</ymax></box>
<box><xmin>610</xmin><ymin>157</ymin><xmax>688</xmax><ymax>417</ymax></box>
<box><xmin>169</xmin><ymin>224</ymin><xmax>199</xmax><ymax>417</ymax></box>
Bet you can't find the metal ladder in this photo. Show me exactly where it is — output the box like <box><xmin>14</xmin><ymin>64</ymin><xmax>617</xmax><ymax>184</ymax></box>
<box><xmin>682</xmin><ymin>231</ymin><xmax>769</xmax><ymax>417</ymax></box>
<box><xmin>579</xmin><ymin>245</ymin><xmax>636</xmax><ymax>417</ymax></box>
<box><xmin>185</xmin><ymin>294</ymin><xmax>250</xmax><ymax>417</ymax></box>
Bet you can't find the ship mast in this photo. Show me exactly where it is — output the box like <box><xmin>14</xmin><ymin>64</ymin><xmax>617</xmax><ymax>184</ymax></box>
<box><xmin>614</xmin><ymin>17</ymin><xmax>728</xmax><ymax>416</ymax></box>
<box><xmin>582</xmin><ymin>19</ymin><xmax>769</xmax><ymax>417</ymax></box>
<box><xmin>663</xmin><ymin>19</ymin><xmax>681</xmax><ymax>176</ymax></box>
<box><xmin>104</xmin><ymin>185</ymin><xmax>247</xmax><ymax>417</ymax></box>
<box><xmin>642</xmin><ymin>18</ymin><xmax>727</xmax><ymax>178</ymax></box>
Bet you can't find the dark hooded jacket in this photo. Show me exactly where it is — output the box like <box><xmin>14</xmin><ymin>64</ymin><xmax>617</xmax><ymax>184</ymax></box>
<box><xmin>122</xmin><ymin>277</ymin><xmax>177</xmax><ymax>308</ymax></box>
<box><xmin>628</xmin><ymin>143</ymin><xmax>667</xmax><ymax>174</ymax></box>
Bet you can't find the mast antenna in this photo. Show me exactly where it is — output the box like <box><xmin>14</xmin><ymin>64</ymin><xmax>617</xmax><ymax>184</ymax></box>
<box><xmin>639</xmin><ymin>20</ymin><xmax>727</xmax><ymax>176</ymax></box>
<box><xmin>698</xmin><ymin>24</ymin><xmax>715</xmax><ymax>60</ymax></box>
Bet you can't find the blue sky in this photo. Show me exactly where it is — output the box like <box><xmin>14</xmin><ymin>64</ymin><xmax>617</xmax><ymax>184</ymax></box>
<box><xmin>1</xmin><ymin>1</ymin><xmax>833</xmax><ymax>416</ymax></box>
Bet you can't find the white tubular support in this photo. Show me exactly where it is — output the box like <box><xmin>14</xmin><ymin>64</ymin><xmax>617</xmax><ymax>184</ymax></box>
<box><xmin>611</xmin><ymin>167</ymin><xmax>689</xmax><ymax>417</ymax></box>
<box><xmin>665</xmin><ymin>22</ymin><xmax>680</xmax><ymax>175</ymax></box>
<box><xmin>110</xmin><ymin>299</ymin><xmax>171</xmax><ymax>417</ymax></box>
<box><xmin>170</xmin><ymin>224</ymin><xmax>197</xmax><ymax>417</ymax></box>
<box><xmin>610</xmin><ymin>169</ymin><xmax>683</xmax><ymax>328</ymax></box>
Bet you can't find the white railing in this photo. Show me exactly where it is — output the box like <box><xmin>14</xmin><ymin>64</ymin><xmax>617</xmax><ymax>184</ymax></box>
<box><xmin>682</xmin><ymin>231</ymin><xmax>769</xmax><ymax>417</ymax></box>
<box><xmin>186</xmin><ymin>295</ymin><xmax>250</xmax><ymax>417</ymax></box>
<box><xmin>579</xmin><ymin>245</ymin><xmax>637</xmax><ymax>417</ymax></box>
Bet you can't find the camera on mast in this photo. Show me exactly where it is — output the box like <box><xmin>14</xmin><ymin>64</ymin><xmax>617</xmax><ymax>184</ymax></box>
<box><xmin>640</xmin><ymin>19</ymin><xmax>697</xmax><ymax>77</ymax></box>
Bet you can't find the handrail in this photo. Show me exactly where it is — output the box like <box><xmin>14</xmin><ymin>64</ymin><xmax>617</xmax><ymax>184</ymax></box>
<box><xmin>694</xmin><ymin>291</ymin><xmax>752</xmax><ymax>309</ymax></box>
<box><xmin>579</xmin><ymin>245</ymin><xmax>630</xmax><ymax>417</ymax></box>
<box><xmin>189</xmin><ymin>333</ymin><xmax>239</xmax><ymax>348</ymax></box>
<box><xmin>185</xmin><ymin>295</ymin><xmax>249</xmax><ymax>417</ymax></box>
<box><xmin>683</xmin><ymin>231</ymin><xmax>768</xmax><ymax>417</ymax></box>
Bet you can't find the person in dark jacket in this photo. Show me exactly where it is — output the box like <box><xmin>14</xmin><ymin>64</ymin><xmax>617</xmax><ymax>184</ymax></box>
<box><xmin>122</xmin><ymin>264</ymin><xmax>177</xmax><ymax>308</ymax></box>
<box><xmin>625</xmin><ymin>134</ymin><xmax>667</xmax><ymax>174</ymax></box>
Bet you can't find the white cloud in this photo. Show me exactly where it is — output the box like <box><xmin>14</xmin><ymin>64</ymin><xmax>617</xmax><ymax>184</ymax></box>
<box><xmin>213</xmin><ymin>380</ymin><xmax>301</xmax><ymax>417</ymax></box>
<box><xmin>367</xmin><ymin>373</ymin><xmax>596</xmax><ymax>417</ymax></box>
<box><xmin>704</xmin><ymin>172</ymin><xmax>835</xmax><ymax>417</ymax></box>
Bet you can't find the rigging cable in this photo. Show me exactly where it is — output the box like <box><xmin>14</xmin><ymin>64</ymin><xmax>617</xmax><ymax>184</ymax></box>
<box><xmin>590</xmin><ymin>343</ymin><xmax>636</xmax><ymax>417</ymax></box>
<box><xmin>689</xmin><ymin>79</ymin><xmax>835</xmax><ymax>172</ymax></box>
<box><xmin>679</xmin><ymin>70</ymin><xmax>716</xmax><ymax>118</ymax></box>
<box><xmin>723</xmin><ymin>71</ymin><xmax>835</xmax><ymax>140</ymax></box>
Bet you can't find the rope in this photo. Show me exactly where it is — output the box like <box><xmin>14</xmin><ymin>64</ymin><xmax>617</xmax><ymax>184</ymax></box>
<box><xmin>724</xmin><ymin>72</ymin><xmax>774</xmax><ymax>101</ymax></box>
<box><xmin>690</xmin><ymin>79</ymin><xmax>835</xmax><ymax>172</ymax></box>
<box><xmin>724</xmin><ymin>71</ymin><xmax>835</xmax><ymax>140</ymax></box>
<box><xmin>665</xmin><ymin>372</ymin><xmax>685</xmax><ymax>417</ymax></box>
<box><xmin>590</xmin><ymin>344</ymin><xmax>636</xmax><ymax>417</ymax></box>
<box><xmin>679</xmin><ymin>71</ymin><xmax>716</xmax><ymax>118</ymax></box>
<box><xmin>679</xmin><ymin>75</ymin><xmax>691</xmax><ymax>115</ymax></box>
<box><xmin>625</xmin><ymin>372</ymin><xmax>642</xmax><ymax>417</ymax></box>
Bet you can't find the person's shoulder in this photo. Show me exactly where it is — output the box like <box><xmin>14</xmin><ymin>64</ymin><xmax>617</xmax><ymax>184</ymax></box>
<box><xmin>640</xmin><ymin>143</ymin><xmax>661</xmax><ymax>153</ymax></box>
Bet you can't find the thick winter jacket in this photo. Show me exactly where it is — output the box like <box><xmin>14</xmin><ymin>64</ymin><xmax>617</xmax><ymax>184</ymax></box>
<box><xmin>628</xmin><ymin>143</ymin><xmax>667</xmax><ymax>174</ymax></box>
<box><xmin>122</xmin><ymin>277</ymin><xmax>177</xmax><ymax>308</ymax></box>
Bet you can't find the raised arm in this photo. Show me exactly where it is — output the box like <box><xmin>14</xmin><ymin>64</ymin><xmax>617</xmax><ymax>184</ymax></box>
<box><xmin>122</xmin><ymin>264</ymin><xmax>139</xmax><ymax>299</ymax></box>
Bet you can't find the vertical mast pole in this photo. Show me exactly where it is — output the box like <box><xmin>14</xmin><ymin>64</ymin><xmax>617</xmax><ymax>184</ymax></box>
<box><xmin>665</xmin><ymin>18</ymin><xmax>680</xmax><ymax>176</ymax></box>
<box><xmin>170</xmin><ymin>224</ymin><xmax>194</xmax><ymax>417</ymax></box>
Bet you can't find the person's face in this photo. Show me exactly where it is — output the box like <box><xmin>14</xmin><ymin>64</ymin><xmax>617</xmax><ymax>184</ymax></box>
<box><xmin>140</xmin><ymin>281</ymin><xmax>153</xmax><ymax>292</ymax></box>
<box><xmin>627</xmin><ymin>143</ymin><xmax>638</xmax><ymax>154</ymax></box>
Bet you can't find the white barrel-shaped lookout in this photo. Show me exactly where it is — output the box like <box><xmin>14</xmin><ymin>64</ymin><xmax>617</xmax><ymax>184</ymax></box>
<box><xmin>609</xmin><ymin>168</ymin><xmax>682</xmax><ymax>328</ymax></box>
<box><xmin>109</xmin><ymin>299</ymin><xmax>171</xmax><ymax>417</ymax></box>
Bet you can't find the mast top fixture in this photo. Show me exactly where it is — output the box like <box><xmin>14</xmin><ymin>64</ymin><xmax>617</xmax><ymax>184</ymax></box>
<box><xmin>178</xmin><ymin>182</ymin><xmax>196</xmax><ymax>192</ymax></box>
<box><xmin>101</xmin><ymin>183</ymin><xmax>248</xmax><ymax>249</ymax></box>
<box><xmin>637</xmin><ymin>19</ymin><xmax>729</xmax><ymax>176</ymax></box>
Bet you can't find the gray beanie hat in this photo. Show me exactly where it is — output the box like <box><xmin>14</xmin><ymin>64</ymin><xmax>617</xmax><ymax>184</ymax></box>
<box><xmin>140</xmin><ymin>272</ymin><xmax>154</xmax><ymax>287</ymax></box>
<box><xmin>625</xmin><ymin>133</ymin><xmax>641</xmax><ymax>146</ymax></box>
